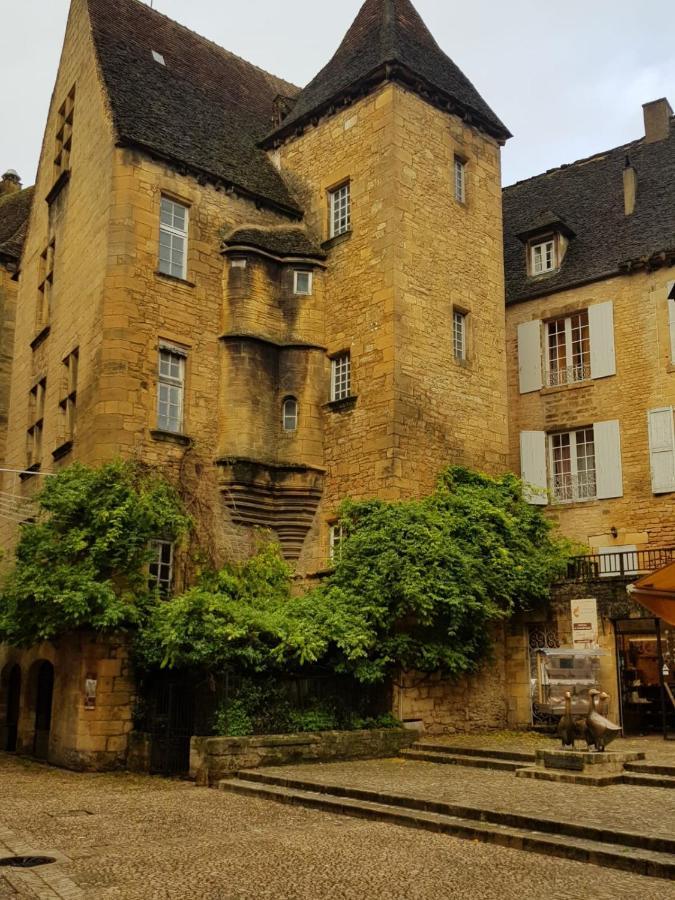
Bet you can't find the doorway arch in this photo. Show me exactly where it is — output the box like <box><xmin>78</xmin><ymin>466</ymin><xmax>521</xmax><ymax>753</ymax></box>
<box><xmin>33</xmin><ymin>661</ymin><xmax>54</xmax><ymax>759</ymax></box>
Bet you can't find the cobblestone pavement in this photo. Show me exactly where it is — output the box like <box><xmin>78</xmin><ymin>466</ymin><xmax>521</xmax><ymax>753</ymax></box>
<box><xmin>0</xmin><ymin>754</ymin><xmax>670</xmax><ymax>900</ymax></box>
<box><xmin>260</xmin><ymin>751</ymin><xmax>675</xmax><ymax>841</ymax></box>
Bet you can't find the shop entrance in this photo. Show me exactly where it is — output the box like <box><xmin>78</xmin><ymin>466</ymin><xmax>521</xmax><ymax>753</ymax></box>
<box><xmin>5</xmin><ymin>665</ymin><xmax>21</xmax><ymax>752</ymax></box>
<box><xmin>615</xmin><ymin>618</ymin><xmax>674</xmax><ymax>737</ymax></box>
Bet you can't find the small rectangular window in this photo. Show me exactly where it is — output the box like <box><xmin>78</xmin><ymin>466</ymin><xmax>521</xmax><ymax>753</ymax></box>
<box><xmin>329</xmin><ymin>524</ymin><xmax>344</xmax><ymax>562</ymax></box>
<box><xmin>546</xmin><ymin>311</ymin><xmax>590</xmax><ymax>386</ymax></box>
<box><xmin>157</xmin><ymin>345</ymin><xmax>186</xmax><ymax>433</ymax></box>
<box><xmin>549</xmin><ymin>427</ymin><xmax>596</xmax><ymax>503</ymax></box>
<box><xmin>282</xmin><ymin>397</ymin><xmax>298</xmax><ymax>432</ymax></box>
<box><xmin>331</xmin><ymin>353</ymin><xmax>351</xmax><ymax>402</ymax></box>
<box><xmin>60</xmin><ymin>348</ymin><xmax>79</xmax><ymax>440</ymax></box>
<box><xmin>27</xmin><ymin>379</ymin><xmax>46</xmax><ymax>467</ymax></box>
<box><xmin>149</xmin><ymin>540</ymin><xmax>174</xmax><ymax>597</ymax></box>
<box><xmin>329</xmin><ymin>183</ymin><xmax>351</xmax><ymax>238</ymax></box>
<box><xmin>293</xmin><ymin>270</ymin><xmax>313</xmax><ymax>295</ymax></box>
<box><xmin>453</xmin><ymin>310</ymin><xmax>467</xmax><ymax>361</ymax></box>
<box><xmin>531</xmin><ymin>240</ymin><xmax>556</xmax><ymax>274</ymax></box>
<box><xmin>454</xmin><ymin>157</ymin><xmax>466</xmax><ymax>203</ymax></box>
<box><xmin>159</xmin><ymin>197</ymin><xmax>189</xmax><ymax>280</ymax></box>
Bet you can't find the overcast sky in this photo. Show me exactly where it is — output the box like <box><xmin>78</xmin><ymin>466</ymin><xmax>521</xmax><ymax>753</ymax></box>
<box><xmin>2</xmin><ymin>0</ymin><xmax>674</xmax><ymax>188</ymax></box>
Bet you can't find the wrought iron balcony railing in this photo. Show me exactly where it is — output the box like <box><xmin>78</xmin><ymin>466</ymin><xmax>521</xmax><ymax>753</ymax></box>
<box><xmin>566</xmin><ymin>547</ymin><xmax>675</xmax><ymax>582</ymax></box>
<box><xmin>552</xmin><ymin>472</ymin><xmax>597</xmax><ymax>503</ymax></box>
<box><xmin>546</xmin><ymin>363</ymin><xmax>591</xmax><ymax>388</ymax></box>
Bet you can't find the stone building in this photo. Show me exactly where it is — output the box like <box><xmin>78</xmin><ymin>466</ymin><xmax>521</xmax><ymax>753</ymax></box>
<box><xmin>0</xmin><ymin>0</ymin><xmax>673</xmax><ymax>767</ymax></box>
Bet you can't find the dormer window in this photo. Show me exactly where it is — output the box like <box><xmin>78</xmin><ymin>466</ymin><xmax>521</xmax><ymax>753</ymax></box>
<box><xmin>531</xmin><ymin>239</ymin><xmax>556</xmax><ymax>274</ymax></box>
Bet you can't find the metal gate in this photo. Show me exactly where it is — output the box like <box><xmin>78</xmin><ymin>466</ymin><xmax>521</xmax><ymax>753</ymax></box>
<box><xmin>145</xmin><ymin>678</ymin><xmax>196</xmax><ymax>776</ymax></box>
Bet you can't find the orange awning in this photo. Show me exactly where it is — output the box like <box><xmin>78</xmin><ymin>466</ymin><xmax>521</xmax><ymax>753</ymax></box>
<box><xmin>628</xmin><ymin>562</ymin><xmax>675</xmax><ymax>626</ymax></box>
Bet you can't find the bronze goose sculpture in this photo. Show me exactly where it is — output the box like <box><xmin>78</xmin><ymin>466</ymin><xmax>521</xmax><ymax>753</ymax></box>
<box><xmin>586</xmin><ymin>689</ymin><xmax>621</xmax><ymax>751</ymax></box>
<box><xmin>557</xmin><ymin>691</ymin><xmax>576</xmax><ymax>749</ymax></box>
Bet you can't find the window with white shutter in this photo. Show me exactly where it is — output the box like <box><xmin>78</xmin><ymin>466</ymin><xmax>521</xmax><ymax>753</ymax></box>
<box><xmin>588</xmin><ymin>301</ymin><xmax>616</xmax><ymax>379</ymax></box>
<box><xmin>667</xmin><ymin>282</ymin><xmax>675</xmax><ymax>365</ymax></box>
<box><xmin>648</xmin><ymin>407</ymin><xmax>675</xmax><ymax>494</ymax></box>
<box><xmin>517</xmin><ymin>320</ymin><xmax>543</xmax><ymax>394</ymax></box>
<box><xmin>520</xmin><ymin>431</ymin><xmax>548</xmax><ymax>505</ymax></box>
<box><xmin>593</xmin><ymin>419</ymin><xmax>623</xmax><ymax>499</ymax></box>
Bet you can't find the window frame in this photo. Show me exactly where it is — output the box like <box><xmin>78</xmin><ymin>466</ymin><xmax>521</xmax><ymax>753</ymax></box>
<box><xmin>293</xmin><ymin>270</ymin><xmax>313</xmax><ymax>296</ymax></box>
<box><xmin>37</xmin><ymin>240</ymin><xmax>55</xmax><ymax>328</ymax></box>
<box><xmin>27</xmin><ymin>379</ymin><xmax>47</xmax><ymax>468</ymax></box>
<box><xmin>53</xmin><ymin>86</ymin><xmax>75</xmax><ymax>184</ymax></box>
<box><xmin>453</xmin><ymin>309</ymin><xmax>468</xmax><ymax>361</ymax></box>
<box><xmin>329</xmin><ymin>524</ymin><xmax>344</xmax><ymax>562</ymax></box>
<box><xmin>330</xmin><ymin>353</ymin><xmax>351</xmax><ymax>402</ymax></box>
<box><xmin>282</xmin><ymin>396</ymin><xmax>299</xmax><ymax>432</ymax></box>
<box><xmin>60</xmin><ymin>348</ymin><xmax>79</xmax><ymax>441</ymax></box>
<box><xmin>530</xmin><ymin>238</ymin><xmax>557</xmax><ymax>275</ymax></box>
<box><xmin>548</xmin><ymin>426</ymin><xmax>597</xmax><ymax>504</ymax></box>
<box><xmin>329</xmin><ymin>182</ymin><xmax>351</xmax><ymax>239</ymax></box>
<box><xmin>545</xmin><ymin>310</ymin><xmax>591</xmax><ymax>387</ymax></box>
<box><xmin>157</xmin><ymin>344</ymin><xmax>187</xmax><ymax>434</ymax></box>
<box><xmin>159</xmin><ymin>196</ymin><xmax>189</xmax><ymax>281</ymax></box>
<box><xmin>454</xmin><ymin>157</ymin><xmax>466</xmax><ymax>204</ymax></box>
<box><xmin>149</xmin><ymin>540</ymin><xmax>174</xmax><ymax>597</ymax></box>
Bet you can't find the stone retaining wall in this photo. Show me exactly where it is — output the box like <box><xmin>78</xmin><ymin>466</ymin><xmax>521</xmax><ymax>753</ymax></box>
<box><xmin>191</xmin><ymin>728</ymin><xmax>418</xmax><ymax>785</ymax></box>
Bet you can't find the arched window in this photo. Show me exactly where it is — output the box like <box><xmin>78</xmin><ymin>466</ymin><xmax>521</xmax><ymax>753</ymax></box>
<box><xmin>282</xmin><ymin>397</ymin><xmax>298</xmax><ymax>432</ymax></box>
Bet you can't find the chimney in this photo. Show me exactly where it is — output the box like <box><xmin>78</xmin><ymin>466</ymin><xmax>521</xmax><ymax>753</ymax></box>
<box><xmin>623</xmin><ymin>155</ymin><xmax>637</xmax><ymax>216</ymax></box>
<box><xmin>643</xmin><ymin>98</ymin><xmax>673</xmax><ymax>144</ymax></box>
<box><xmin>0</xmin><ymin>170</ymin><xmax>21</xmax><ymax>196</ymax></box>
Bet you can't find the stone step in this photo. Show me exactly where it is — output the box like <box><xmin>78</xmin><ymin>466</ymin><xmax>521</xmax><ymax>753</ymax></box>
<box><xmin>623</xmin><ymin>773</ymin><xmax>675</xmax><ymax>789</ymax></box>
<box><xmin>411</xmin><ymin>743</ymin><xmax>536</xmax><ymax>764</ymax></box>
<box><xmin>217</xmin><ymin>776</ymin><xmax>675</xmax><ymax>880</ymax></box>
<box><xmin>625</xmin><ymin>762</ymin><xmax>675</xmax><ymax>777</ymax></box>
<box><xmin>400</xmin><ymin>749</ymin><xmax>522</xmax><ymax>771</ymax></box>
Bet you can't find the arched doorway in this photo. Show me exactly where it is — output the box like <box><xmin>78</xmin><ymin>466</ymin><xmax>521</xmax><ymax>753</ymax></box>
<box><xmin>5</xmin><ymin>665</ymin><xmax>21</xmax><ymax>752</ymax></box>
<box><xmin>33</xmin><ymin>661</ymin><xmax>54</xmax><ymax>760</ymax></box>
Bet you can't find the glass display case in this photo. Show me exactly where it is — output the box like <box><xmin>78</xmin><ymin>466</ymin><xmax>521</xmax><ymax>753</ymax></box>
<box><xmin>532</xmin><ymin>648</ymin><xmax>607</xmax><ymax>721</ymax></box>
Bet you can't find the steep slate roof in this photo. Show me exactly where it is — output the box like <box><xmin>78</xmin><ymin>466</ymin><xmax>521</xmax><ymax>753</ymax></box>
<box><xmin>224</xmin><ymin>226</ymin><xmax>326</xmax><ymax>260</ymax></box>
<box><xmin>266</xmin><ymin>0</ymin><xmax>510</xmax><ymax>145</ymax></box>
<box><xmin>503</xmin><ymin>123</ymin><xmax>675</xmax><ymax>303</ymax></box>
<box><xmin>86</xmin><ymin>0</ymin><xmax>302</xmax><ymax>216</ymax></box>
<box><xmin>0</xmin><ymin>187</ymin><xmax>34</xmax><ymax>263</ymax></box>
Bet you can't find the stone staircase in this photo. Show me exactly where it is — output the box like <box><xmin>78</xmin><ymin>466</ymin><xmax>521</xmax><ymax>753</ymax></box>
<box><xmin>399</xmin><ymin>742</ymin><xmax>535</xmax><ymax>771</ymax></box>
<box><xmin>623</xmin><ymin>761</ymin><xmax>675</xmax><ymax>789</ymax></box>
<box><xmin>217</xmin><ymin>770</ymin><xmax>675</xmax><ymax>879</ymax></box>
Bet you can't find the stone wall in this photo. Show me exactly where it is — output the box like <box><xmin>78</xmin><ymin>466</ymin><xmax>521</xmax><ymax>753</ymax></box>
<box><xmin>393</xmin><ymin>625</ymin><xmax>509</xmax><ymax>734</ymax></box>
<box><xmin>506</xmin><ymin>267</ymin><xmax>675</xmax><ymax>550</ymax></box>
<box><xmin>190</xmin><ymin>728</ymin><xmax>419</xmax><ymax>786</ymax></box>
<box><xmin>0</xmin><ymin>631</ymin><xmax>134</xmax><ymax>770</ymax></box>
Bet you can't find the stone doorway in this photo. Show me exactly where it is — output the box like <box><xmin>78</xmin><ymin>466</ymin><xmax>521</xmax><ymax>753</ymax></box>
<box><xmin>33</xmin><ymin>661</ymin><xmax>54</xmax><ymax>760</ymax></box>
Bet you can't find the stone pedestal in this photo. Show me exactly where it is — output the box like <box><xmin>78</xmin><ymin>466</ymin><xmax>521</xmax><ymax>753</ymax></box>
<box><xmin>516</xmin><ymin>748</ymin><xmax>646</xmax><ymax>786</ymax></box>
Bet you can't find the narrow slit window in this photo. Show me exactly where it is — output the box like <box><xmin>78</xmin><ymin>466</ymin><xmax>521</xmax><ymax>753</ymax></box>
<box><xmin>157</xmin><ymin>346</ymin><xmax>186</xmax><ymax>433</ymax></box>
<box><xmin>53</xmin><ymin>86</ymin><xmax>75</xmax><ymax>183</ymax></box>
<box><xmin>329</xmin><ymin>524</ymin><xmax>344</xmax><ymax>562</ymax></box>
<box><xmin>37</xmin><ymin>240</ymin><xmax>55</xmax><ymax>328</ymax></box>
<box><xmin>27</xmin><ymin>379</ymin><xmax>46</xmax><ymax>468</ymax></box>
<box><xmin>60</xmin><ymin>348</ymin><xmax>79</xmax><ymax>441</ymax></box>
<box><xmin>159</xmin><ymin>197</ymin><xmax>189</xmax><ymax>280</ymax></box>
<box><xmin>331</xmin><ymin>353</ymin><xmax>351</xmax><ymax>402</ymax></box>
<box><xmin>282</xmin><ymin>397</ymin><xmax>298</xmax><ymax>432</ymax></box>
<box><xmin>329</xmin><ymin>183</ymin><xmax>351</xmax><ymax>238</ymax></box>
<box><xmin>149</xmin><ymin>540</ymin><xmax>174</xmax><ymax>597</ymax></box>
<box><xmin>453</xmin><ymin>310</ymin><xmax>467</xmax><ymax>361</ymax></box>
<box><xmin>454</xmin><ymin>157</ymin><xmax>466</xmax><ymax>203</ymax></box>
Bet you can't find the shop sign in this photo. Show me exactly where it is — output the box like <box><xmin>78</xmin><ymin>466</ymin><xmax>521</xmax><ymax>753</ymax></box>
<box><xmin>571</xmin><ymin>598</ymin><xmax>599</xmax><ymax>649</ymax></box>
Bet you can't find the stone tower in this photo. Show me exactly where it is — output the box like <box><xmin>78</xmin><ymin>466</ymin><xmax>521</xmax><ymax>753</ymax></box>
<box><xmin>265</xmin><ymin>0</ymin><xmax>511</xmax><ymax>534</ymax></box>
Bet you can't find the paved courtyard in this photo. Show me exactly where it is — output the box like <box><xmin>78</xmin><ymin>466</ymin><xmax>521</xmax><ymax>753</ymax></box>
<box><xmin>1</xmin><ymin>752</ymin><xmax>673</xmax><ymax>900</ymax></box>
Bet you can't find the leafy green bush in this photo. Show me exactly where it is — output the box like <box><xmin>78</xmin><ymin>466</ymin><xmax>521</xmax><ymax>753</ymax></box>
<box><xmin>0</xmin><ymin>461</ymin><xmax>190</xmax><ymax>647</ymax></box>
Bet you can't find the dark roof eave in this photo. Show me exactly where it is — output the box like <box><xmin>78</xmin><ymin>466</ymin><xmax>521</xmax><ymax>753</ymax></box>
<box><xmin>223</xmin><ymin>242</ymin><xmax>327</xmax><ymax>264</ymax></box>
<box><xmin>115</xmin><ymin>137</ymin><xmax>303</xmax><ymax>219</ymax></box>
<box><xmin>262</xmin><ymin>61</ymin><xmax>512</xmax><ymax>148</ymax></box>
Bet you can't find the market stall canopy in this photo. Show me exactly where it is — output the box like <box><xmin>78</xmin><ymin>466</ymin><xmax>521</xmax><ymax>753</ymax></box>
<box><xmin>627</xmin><ymin>562</ymin><xmax>675</xmax><ymax>625</ymax></box>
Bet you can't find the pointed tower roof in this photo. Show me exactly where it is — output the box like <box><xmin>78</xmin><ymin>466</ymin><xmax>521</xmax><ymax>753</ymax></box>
<box><xmin>265</xmin><ymin>0</ymin><xmax>510</xmax><ymax>145</ymax></box>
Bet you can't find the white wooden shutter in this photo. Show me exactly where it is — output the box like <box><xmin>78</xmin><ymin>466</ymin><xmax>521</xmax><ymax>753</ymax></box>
<box><xmin>648</xmin><ymin>407</ymin><xmax>675</xmax><ymax>494</ymax></box>
<box><xmin>517</xmin><ymin>320</ymin><xmax>543</xmax><ymax>394</ymax></box>
<box><xmin>520</xmin><ymin>431</ymin><xmax>548</xmax><ymax>505</ymax></box>
<box><xmin>667</xmin><ymin>282</ymin><xmax>675</xmax><ymax>365</ymax></box>
<box><xmin>594</xmin><ymin>419</ymin><xmax>623</xmax><ymax>499</ymax></box>
<box><xmin>589</xmin><ymin>301</ymin><xmax>616</xmax><ymax>379</ymax></box>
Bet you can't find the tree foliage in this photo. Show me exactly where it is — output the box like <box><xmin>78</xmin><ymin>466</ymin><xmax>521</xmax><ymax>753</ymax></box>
<box><xmin>0</xmin><ymin>461</ymin><xmax>190</xmax><ymax>647</ymax></box>
<box><xmin>137</xmin><ymin>467</ymin><xmax>576</xmax><ymax>683</ymax></box>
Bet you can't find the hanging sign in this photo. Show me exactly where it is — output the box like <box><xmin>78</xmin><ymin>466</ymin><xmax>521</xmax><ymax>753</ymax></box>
<box><xmin>571</xmin><ymin>598</ymin><xmax>599</xmax><ymax>649</ymax></box>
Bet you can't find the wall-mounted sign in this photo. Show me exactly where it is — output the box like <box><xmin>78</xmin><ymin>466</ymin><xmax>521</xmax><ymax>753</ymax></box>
<box><xmin>84</xmin><ymin>673</ymin><xmax>98</xmax><ymax>710</ymax></box>
<box><xmin>571</xmin><ymin>598</ymin><xmax>599</xmax><ymax>649</ymax></box>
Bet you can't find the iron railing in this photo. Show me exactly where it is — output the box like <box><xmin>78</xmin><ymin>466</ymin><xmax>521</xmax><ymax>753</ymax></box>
<box><xmin>546</xmin><ymin>363</ymin><xmax>591</xmax><ymax>388</ymax></box>
<box><xmin>567</xmin><ymin>547</ymin><xmax>675</xmax><ymax>582</ymax></box>
<box><xmin>552</xmin><ymin>472</ymin><xmax>597</xmax><ymax>503</ymax></box>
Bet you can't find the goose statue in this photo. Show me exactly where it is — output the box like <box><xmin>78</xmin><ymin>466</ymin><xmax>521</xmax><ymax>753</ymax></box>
<box><xmin>557</xmin><ymin>691</ymin><xmax>577</xmax><ymax>749</ymax></box>
<box><xmin>585</xmin><ymin>689</ymin><xmax>621</xmax><ymax>751</ymax></box>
